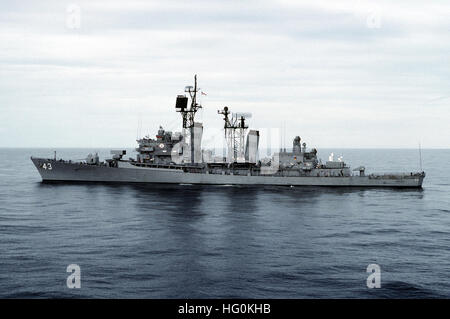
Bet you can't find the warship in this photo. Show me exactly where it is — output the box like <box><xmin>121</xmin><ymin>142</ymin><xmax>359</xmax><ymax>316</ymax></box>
<box><xmin>31</xmin><ymin>76</ymin><xmax>425</xmax><ymax>188</ymax></box>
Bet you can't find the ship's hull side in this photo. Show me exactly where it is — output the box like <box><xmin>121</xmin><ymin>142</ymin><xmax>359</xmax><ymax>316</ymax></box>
<box><xmin>31</xmin><ymin>158</ymin><xmax>424</xmax><ymax>188</ymax></box>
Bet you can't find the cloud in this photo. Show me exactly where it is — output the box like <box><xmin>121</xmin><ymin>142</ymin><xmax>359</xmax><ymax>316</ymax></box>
<box><xmin>0</xmin><ymin>0</ymin><xmax>449</xmax><ymax>148</ymax></box>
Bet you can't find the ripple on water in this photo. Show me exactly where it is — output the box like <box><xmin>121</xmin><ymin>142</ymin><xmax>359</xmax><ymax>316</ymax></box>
<box><xmin>1</xmin><ymin>148</ymin><xmax>450</xmax><ymax>298</ymax></box>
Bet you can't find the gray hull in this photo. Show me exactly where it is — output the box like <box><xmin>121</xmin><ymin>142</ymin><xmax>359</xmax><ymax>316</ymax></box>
<box><xmin>31</xmin><ymin>158</ymin><xmax>424</xmax><ymax>188</ymax></box>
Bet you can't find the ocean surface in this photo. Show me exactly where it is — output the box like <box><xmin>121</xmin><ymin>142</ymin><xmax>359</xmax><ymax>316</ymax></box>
<box><xmin>0</xmin><ymin>148</ymin><xmax>449</xmax><ymax>298</ymax></box>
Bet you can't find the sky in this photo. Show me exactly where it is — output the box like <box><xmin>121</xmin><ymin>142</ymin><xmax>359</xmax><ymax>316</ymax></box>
<box><xmin>0</xmin><ymin>0</ymin><xmax>449</xmax><ymax>148</ymax></box>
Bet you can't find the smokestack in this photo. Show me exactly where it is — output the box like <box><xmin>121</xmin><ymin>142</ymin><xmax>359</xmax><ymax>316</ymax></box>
<box><xmin>190</xmin><ymin>122</ymin><xmax>203</xmax><ymax>163</ymax></box>
<box><xmin>245</xmin><ymin>130</ymin><xmax>259</xmax><ymax>163</ymax></box>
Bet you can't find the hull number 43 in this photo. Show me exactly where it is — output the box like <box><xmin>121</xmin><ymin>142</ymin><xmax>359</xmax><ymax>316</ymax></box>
<box><xmin>42</xmin><ymin>163</ymin><xmax>53</xmax><ymax>170</ymax></box>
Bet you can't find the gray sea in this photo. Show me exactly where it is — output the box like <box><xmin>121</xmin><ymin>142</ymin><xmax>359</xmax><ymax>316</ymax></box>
<box><xmin>0</xmin><ymin>148</ymin><xmax>449</xmax><ymax>298</ymax></box>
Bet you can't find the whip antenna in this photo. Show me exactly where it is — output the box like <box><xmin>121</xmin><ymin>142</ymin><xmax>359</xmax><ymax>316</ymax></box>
<box><xmin>419</xmin><ymin>142</ymin><xmax>423</xmax><ymax>172</ymax></box>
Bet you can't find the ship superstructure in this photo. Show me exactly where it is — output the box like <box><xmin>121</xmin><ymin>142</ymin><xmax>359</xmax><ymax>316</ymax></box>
<box><xmin>31</xmin><ymin>76</ymin><xmax>425</xmax><ymax>187</ymax></box>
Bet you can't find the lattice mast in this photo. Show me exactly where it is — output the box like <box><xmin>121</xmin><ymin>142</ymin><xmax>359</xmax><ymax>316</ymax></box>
<box><xmin>175</xmin><ymin>75</ymin><xmax>202</xmax><ymax>163</ymax></box>
<box><xmin>217</xmin><ymin>106</ymin><xmax>249</xmax><ymax>162</ymax></box>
